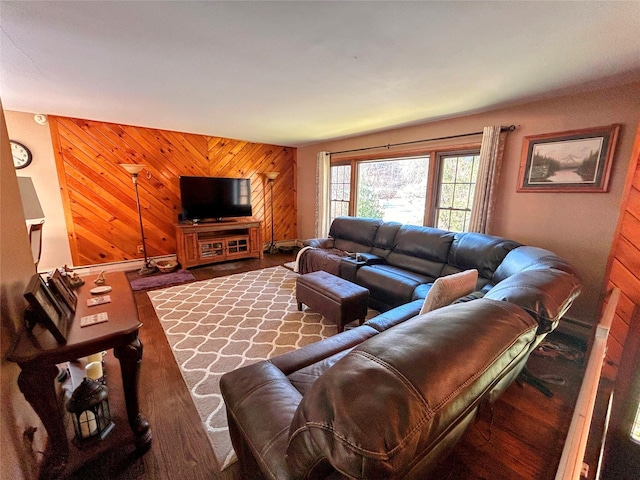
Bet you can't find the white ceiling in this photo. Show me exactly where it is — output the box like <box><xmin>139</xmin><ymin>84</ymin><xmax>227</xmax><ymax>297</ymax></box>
<box><xmin>1</xmin><ymin>1</ymin><xmax>639</xmax><ymax>147</ymax></box>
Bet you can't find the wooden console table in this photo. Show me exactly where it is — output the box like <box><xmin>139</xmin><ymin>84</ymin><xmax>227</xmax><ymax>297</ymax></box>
<box><xmin>175</xmin><ymin>218</ymin><xmax>263</xmax><ymax>268</ymax></box>
<box><xmin>8</xmin><ymin>271</ymin><xmax>151</xmax><ymax>479</ymax></box>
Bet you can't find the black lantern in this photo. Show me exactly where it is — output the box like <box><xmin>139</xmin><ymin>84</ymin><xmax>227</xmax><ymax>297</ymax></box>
<box><xmin>66</xmin><ymin>378</ymin><xmax>114</xmax><ymax>447</ymax></box>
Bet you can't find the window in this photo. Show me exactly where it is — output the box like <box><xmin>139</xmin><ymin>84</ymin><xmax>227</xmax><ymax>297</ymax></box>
<box><xmin>632</xmin><ymin>401</ymin><xmax>640</xmax><ymax>444</ymax></box>
<box><xmin>356</xmin><ymin>157</ymin><xmax>429</xmax><ymax>225</ymax></box>
<box><xmin>329</xmin><ymin>164</ymin><xmax>351</xmax><ymax>225</ymax></box>
<box><xmin>328</xmin><ymin>146</ymin><xmax>480</xmax><ymax>231</ymax></box>
<box><xmin>434</xmin><ymin>152</ymin><xmax>481</xmax><ymax>232</ymax></box>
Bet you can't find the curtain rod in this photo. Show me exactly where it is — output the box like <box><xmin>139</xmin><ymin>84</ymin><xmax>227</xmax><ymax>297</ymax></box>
<box><xmin>329</xmin><ymin>125</ymin><xmax>516</xmax><ymax>156</ymax></box>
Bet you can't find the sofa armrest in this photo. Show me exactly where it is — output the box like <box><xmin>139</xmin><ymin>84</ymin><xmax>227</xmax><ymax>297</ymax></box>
<box><xmin>365</xmin><ymin>299</ymin><xmax>423</xmax><ymax>332</ymax></box>
<box><xmin>304</xmin><ymin>237</ymin><xmax>334</xmax><ymax>249</ymax></box>
<box><xmin>270</xmin><ymin>325</ymin><xmax>378</xmax><ymax>375</ymax></box>
<box><xmin>357</xmin><ymin>252</ymin><xmax>386</xmax><ymax>265</ymax></box>
<box><xmin>485</xmin><ymin>268</ymin><xmax>582</xmax><ymax>333</ymax></box>
<box><xmin>221</xmin><ymin>362</ymin><xmax>303</xmax><ymax>480</ymax></box>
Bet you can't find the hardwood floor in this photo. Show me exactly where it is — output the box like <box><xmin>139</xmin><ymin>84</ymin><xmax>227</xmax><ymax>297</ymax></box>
<box><xmin>66</xmin><ymin>253</ymin><xmax>585</xmax><ymax>479</ymax></box>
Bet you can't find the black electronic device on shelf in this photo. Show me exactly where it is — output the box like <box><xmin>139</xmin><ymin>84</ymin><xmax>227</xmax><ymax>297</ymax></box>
<box><xmin>179</xmin><ymin>176</ymin><xmax>252</xmax><ymax>223</ymax></box>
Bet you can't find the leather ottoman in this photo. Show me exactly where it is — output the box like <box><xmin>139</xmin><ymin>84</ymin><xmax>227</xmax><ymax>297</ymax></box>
<box><xmin>296</xmin><ymin>271</ymin><xmax>369</xmax><ymax>332</ymax></box>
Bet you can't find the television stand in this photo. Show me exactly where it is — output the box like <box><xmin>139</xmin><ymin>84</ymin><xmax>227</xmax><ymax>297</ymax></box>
<box><xmin>175</xmin><ymin>218</ymin><xmax>263</xmax><ymax>268</ymax></box>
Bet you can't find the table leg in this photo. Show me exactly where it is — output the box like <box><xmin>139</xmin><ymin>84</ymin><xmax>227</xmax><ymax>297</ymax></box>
<box><xmin>114</xmin><ymin>336</ymin><xmax>152</xmax><ymax>452</ymax></box>
<box><xmin>17</xmin><ymin>363</ymin><xmax>68</xmax><ymax>479</ymax></box>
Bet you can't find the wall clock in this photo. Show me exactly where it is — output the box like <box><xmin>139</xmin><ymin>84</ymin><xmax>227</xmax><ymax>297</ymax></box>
<box><xmin>11</xmin><ymin>140</ymin><xmax>33</xmax><ymax>169</ymax></box>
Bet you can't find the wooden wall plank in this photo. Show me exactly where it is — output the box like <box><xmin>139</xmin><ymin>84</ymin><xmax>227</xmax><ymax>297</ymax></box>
<box><xmin>625</xmin><ymin>186</ymin><xmax>640</xmax><ymax>222</ymax></box>
<box><xmin>609</xmin><ymin>260</ymin><xmax>640</xmax><ymax>305</ymax></box>
<box><xmin>602</xmin><ymin>122</ymin><xmax>640</xmax><ymax>381</ymax></box>
<box><xmin>206</xmin><ymin>138</ymin><xmax>296</xmax><ymax>247</ymax></box>
<box><xmin>51</xmin><ymin>116</ymin><xmax>296</xmax><ymax>266</ymax></box>
<box><xmin>614</xmin><ymin>236</ymin><xmax>640</xmax><ymax>281</ymax></box>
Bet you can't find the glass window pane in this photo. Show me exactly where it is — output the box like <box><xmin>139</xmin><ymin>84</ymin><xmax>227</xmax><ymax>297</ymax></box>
<box><xmin>632</xmin><ymin>402</ymin><xmax>640</xmax><ymax>443</ymax></box>
<box><xmin>436</xmin><ymin>209</ymin><xmax>450</xmax><ymax>230</ymax></box>
<box><xmin>356</xmin><ymin>157</ymin><xmax>428</xmax><ymax>225</ymax></box>
<box><xmin>439</xmin><ymin>183</ymin><xmax>454</xmax><ymax>208</ymax></box>
<box><xmin>441</xmin><ymin>158</ymin><xmax>457</xmax><ymax>183</ymax></box>
<box><xmin>434</xmin><ymin>152</ymin><xmax>480</xmax><ymax>233</ymax></box>
<box><xmin>450</xmin><ymin>210</ymin><xmax>466</xmax><ymax>232</ymax></box>
<box><xmin>452</xmin><ymin>184</ymin><xmax>471</xmax><ymax>209</ymax></box>
<box><xmin>330</xmin><ymin>165</ymin><xmax>352</xmax><ymax>225</ymax></box>
<box><xmin>456</xmin><ymin>157</ymin><xmax>474</xmax><ymax>183</ymax></box>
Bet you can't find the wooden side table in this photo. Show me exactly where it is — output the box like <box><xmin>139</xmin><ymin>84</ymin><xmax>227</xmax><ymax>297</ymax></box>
<box><xmin>8</xmin><ymin>271</ymin><xmax>152</xmax><ymax>479</ymax></box>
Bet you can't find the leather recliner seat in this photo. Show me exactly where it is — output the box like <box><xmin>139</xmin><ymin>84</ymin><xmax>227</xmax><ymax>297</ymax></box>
<box><xmin>222</xmin><ymin>300</ymin><xmax>553</xmax><ymax>479</ymax></box>
<box><xmin>221</xmin><ymin>217</ymin><xmax>582</xmax><ymax>479</ymax></box>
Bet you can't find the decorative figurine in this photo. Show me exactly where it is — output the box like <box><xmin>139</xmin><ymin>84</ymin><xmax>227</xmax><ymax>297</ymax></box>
<box><xmin>94</xmin><ymin>271</ymin><xmax>107</xmax><ymax>286</ymax></box>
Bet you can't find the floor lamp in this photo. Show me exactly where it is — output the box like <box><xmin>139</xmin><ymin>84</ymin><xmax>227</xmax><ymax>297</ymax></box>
<box><xmin>265</xmin><ymin>171</ymin><xmax>279</xmax><ymax>254</ymax></box>
<box><xmin>121</xmin><ymin>164</ymin><xmax>157</xmax><ymax>276</ymax></box>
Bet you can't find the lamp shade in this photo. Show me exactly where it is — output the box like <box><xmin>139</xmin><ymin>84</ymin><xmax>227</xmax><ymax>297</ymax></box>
<box><xmin>17</xmin><ymin>177</ymin><xmax>44</xmax><ymax>220</ymax></box>
<box><xmin>121</xmin><ymin>164</ymin><xmax>145</xmax><ymax>175</ymax></box>
<box><xmin>265</xmin><ymin>171</ymin><xmax>279</xmax><ymax>180</ymax></box>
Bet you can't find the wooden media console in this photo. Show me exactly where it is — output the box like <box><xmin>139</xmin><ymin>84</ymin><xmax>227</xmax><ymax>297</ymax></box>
<box><xmin>175</xmin><ymin>219</ymin><xmax>263</xmax><ymax>268</ymax></box>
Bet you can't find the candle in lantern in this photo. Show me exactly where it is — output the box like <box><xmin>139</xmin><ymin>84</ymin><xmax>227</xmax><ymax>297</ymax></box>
<box><xmin>85</xmin><ymin>361</ymin><xmax>103</xmax><ymax>381</ymax></box>
<box><xmin>79</xmin><ymin>410</ymin><xmax>98</xmax><ymax>437</ymax></box>
<box><xmin>87</xmin><ymin>352</ymin><xmax>103</xmax><ymax>364</ymax></box>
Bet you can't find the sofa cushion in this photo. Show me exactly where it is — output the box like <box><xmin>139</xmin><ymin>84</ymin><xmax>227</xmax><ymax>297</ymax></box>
<box><xmin>287</xmin><ymin>349</ymin><xmax>353</xmax><ymax>396</ymax></box>
<box><xmin>286</xmin><ymin>299</ymin><xmax>538</xmax><ymax>479</ymax></box>
<box><xmin>419</xmin><ymin>269</ymin><xmax>478</xmax><ymax>314</ymax></box>
<box><xmin>329</xmin><ymin>217</ymin><xmax>382</xmax><ymax>253</ymax></box>
<box><xmin>370</xmin><ymin>221</ymin><xmax>402</xmax><ymax>259</ymax></box>
<box><xmin>442</xmin><ymin>232</ymin><xmax>521</xmax><ymax>279</ymax></box>
<box><xmin>356</xmin><ymin>264</ymin><xmax>433</xmax><ymax>310</ymax></box>
<box><xmin>385</xmin><ymin>225</ymin><xmax>455</xmax><ymax>278</ymax></box>
<box><xmin>485</xmin><ymin>268</ymin><xmax>582</xmax><ymax>334</ymax></box>
<box><xmin>365</xmin><ymin>299</ymin><xmax>423</xmax><ymax>332</ymax></box>
<box><xmin>492</xmin><ymin>245</ymin><xmax>578</xmax><ymax>282</ymax></box>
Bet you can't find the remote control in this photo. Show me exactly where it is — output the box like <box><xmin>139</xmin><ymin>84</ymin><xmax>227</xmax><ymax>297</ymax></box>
<box><xmin>80</xmin><ymin>312</ymin><xmax>109</xmax><ymax>327</ymax></box>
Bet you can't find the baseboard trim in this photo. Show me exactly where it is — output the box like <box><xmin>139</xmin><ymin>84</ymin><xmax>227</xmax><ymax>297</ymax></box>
<box><xmin>556</xmin><ymin>316</ymin><xmax>593</xmax><ymax>345</ymax></box>
<box><xmin>262</xmin><ymin>239</ymin><xmax>303</xmax><ymax>251</ymax></box>
<box><xmin>47</xmin><ymin>254</ymin><xmax>178</xmax><ymax>276</ymax></box>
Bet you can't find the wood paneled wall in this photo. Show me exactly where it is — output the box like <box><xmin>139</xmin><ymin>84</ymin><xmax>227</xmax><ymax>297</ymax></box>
<box><xmin>50</xmin><ymin>117</ymin><xmax>296</xmax><ymax>266</ymax></box>
<box><xmin>602</xmin><ymin>122</ymin><xmax>640</xmax><ymax>380</ymax></box>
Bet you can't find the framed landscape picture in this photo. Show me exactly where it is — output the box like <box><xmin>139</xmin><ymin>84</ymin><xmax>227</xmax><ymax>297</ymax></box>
<box><xmin>518</xmin><ymin>124</ymin><xmax>620</xmax><ymax>192</ymax></box>
<box><xmin>24</xmin><ymin>274</ymin><xmax>69</xmax><ymax>344</ymax></box>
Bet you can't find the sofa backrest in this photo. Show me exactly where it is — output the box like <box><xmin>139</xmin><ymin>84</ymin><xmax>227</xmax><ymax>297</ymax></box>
<box><xmin>385</xmin><ymin>225</ymin><xmax>455</xmax><ymax>278</ymax></box>
<box><xmin>370</xmin><ymin>221</ymin><xmax>402</xmax><ymax>259</ymax></box>
<box><xmin>485</xmin><ymin>246</ymin><xmax>582</xmax><ymax>333</ymax></box>
<box><xmin>286</xmin><ymin>299</ymin><xmax>538</xmax><ymax>479</ymax></box>
<box><xmin>441</xmin><ymin>232</ymin><xmax>521</xmax><ymax>289</ymax></box>
<box><xmin>321</xmin><ymin>218</ymin><xmax>582</xmax><ymax>333</ymax></box>
<box><xmin>330</xmin><ymin>216</ymin><xmax>382</xmax><ymax>253</ymax></box>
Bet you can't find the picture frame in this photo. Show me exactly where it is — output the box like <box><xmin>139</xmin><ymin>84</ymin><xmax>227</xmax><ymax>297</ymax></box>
<box><xmin>517</xmin><ymin>124</ymin><xmax>620</xmax><ymax>192</ymax></box>
<box><xmin>24</xmin><ymin>274</ymin><xmax>68</xmax><ymax>344</ymax></box>
<box><xmin>48</xmin><ymin>269</ymin><xmax>78</xmax><ymax>313</ymax></box>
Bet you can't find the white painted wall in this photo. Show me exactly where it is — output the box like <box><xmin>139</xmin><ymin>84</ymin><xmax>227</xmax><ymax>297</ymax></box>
<box><xmin>4</xmin><ymin>110</ymin><xmax>73</xmax><ymax>271</ymax></box>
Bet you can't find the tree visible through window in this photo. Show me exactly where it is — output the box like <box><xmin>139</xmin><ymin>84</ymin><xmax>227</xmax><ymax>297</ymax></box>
<box><xmin>434</xmin><ymin>153</ymin><xmax>480</xmax><ymax>232</ymax></box>
<box><xmin>356</xmin><ymin>157</ymin><xmax>429</xmax><ymax>225</ymax></box>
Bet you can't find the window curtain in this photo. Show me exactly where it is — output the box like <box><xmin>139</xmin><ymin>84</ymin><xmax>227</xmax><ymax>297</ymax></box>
<box><xmin>469</xmin><ymin>126</ymin><xmax>507</xmax><ymax>234</ymax></box>
<box><xmin>315</xmin><ymin>151</ymin><xmax>331</xmax><ymax>237</ymax></box>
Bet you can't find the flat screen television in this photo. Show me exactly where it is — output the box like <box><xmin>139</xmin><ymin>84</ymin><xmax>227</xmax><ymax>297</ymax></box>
<box><xmin>179</xmin><ymin>176</ymin><xmax>252</xmax><ymax>222</ymax></box>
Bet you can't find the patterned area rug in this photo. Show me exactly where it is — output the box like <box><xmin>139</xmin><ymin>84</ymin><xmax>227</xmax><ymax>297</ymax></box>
<box><xmin>148</xmin><ymin>266</ymin><xmax>373</xmax><ymax>470</ymax></box>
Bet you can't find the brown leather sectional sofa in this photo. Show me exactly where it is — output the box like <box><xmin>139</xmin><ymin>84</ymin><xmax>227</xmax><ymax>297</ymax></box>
<box><xmin>220</xmin><ymin>217</ymin><xmax>582</xmax><ymax>479</ymax></box>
